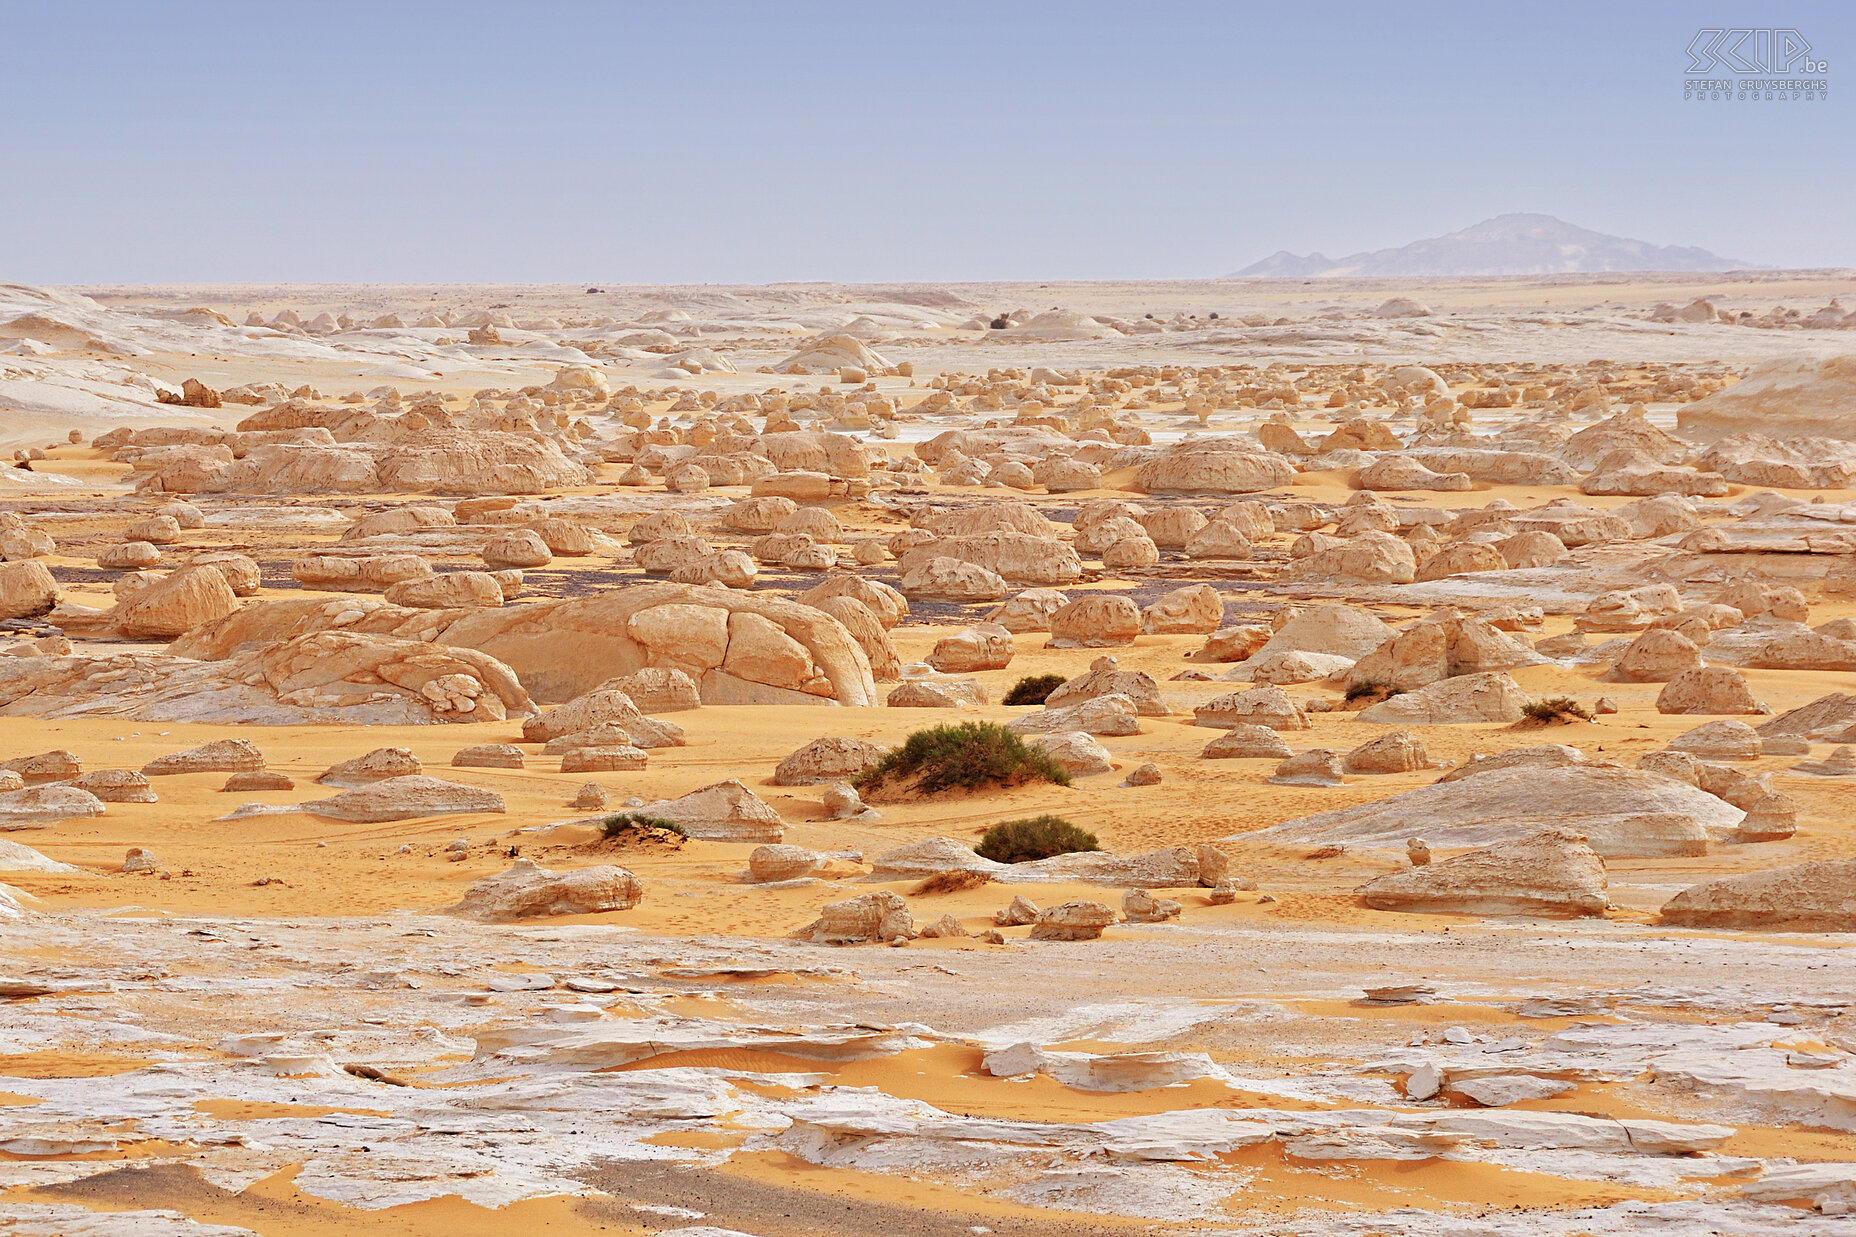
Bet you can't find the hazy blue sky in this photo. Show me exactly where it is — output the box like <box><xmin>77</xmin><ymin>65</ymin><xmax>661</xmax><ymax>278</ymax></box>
<box><xmin>1</xmin><ymin>1</ymin><xmax>1849</xmax><ymax>283</ymax></box>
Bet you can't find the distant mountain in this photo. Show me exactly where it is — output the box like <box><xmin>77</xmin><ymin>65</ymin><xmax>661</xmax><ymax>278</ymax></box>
<box><xmin>1230</xmin><ymin>214</ymin><xmax>1759</xmax><ymax>278</ymax></box>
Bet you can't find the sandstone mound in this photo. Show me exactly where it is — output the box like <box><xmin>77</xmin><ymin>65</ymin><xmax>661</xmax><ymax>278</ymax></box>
<box><xmin>635</xmin><ymin>779</ymin><xmax>785</xmax><ymax>842</ymax></box>
<box><xmin>143</xmin><ymin>738</ymin><xmax>265</xmax><ymax>775</ymax></box>
<box><xmin>773</xmin><ymin>736</ymin><xmax>887</xmax><ymax>786</ymax></box>
<box><xmin>1660</xmin><ymin>860</ymin><xmax>1856</xmax><ymax>931</ymax></box>
<box><xmin>1133</xmin><ymin>440</ymin><xmax>1294</xmax><ymax>494</ymax></box>
<box><xmin>1677</xmin><ymin>354</ymin><xmax>1856</xmax><ymax>443</ymax></box>
<box><xmin>1252</xmin><ymin>764</ymin><xmax>1741</xmax><ymax>851</ymax></box>
<box><xmin>452</xmin><ymin>859</ymin><xmax>641</xmax><ymax>921</ymax></box>
<box><xmin>303</xmin><ymin>775</ymin><xmax>506</xmax><ymax>822</ymax></box>
<box><xmin>1357</xmin><ymin>829</ymin><xmax>1607</xmax><ymax>917</ymax></box>
<box><xmin>317</xmin><ymin>747</ymin><xmax>422</xmax><ymax>786</ymax></box>
<box><xmin>1356</xmin><ymin>672</ymin><xmax>1530</xmax><ymax>724</ymax></box>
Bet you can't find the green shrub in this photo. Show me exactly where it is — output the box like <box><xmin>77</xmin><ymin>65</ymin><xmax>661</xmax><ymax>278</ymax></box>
<box><xmin>975</xmin><ymin>815</ymin><xmax>1099</xmax><ymax>864</ymax></box>
<box><xmin>853</xmin><ymin>721</ymin><xmax>1071</xmax><ymax>795</ymax></box>
<box><xmin>600</xmin><ymin>812</ymin><xmax>687</xmax><ymax>840</ymax></box>
<box><xmin>1003</xmin><ymin>673</ymin><xmax>1067</xmax><ymax>707</ymax></box>
<box><xmin>1524</xmin><ymin>696</ymin><xmax>1592</xmax><ymax>722</ymax></box>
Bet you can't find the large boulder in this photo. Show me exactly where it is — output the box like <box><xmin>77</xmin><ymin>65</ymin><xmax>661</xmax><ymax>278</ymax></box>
<box><xmin>0</xmin><ymin>557</ymin><xmax>63</xmax><ymax>616</ymax></box>
<box><xmin>1344</xmin><ymin>617</ymin><xmax>1545</xmax><ymax>693</ymax></box>
<box><xmin>243</xmin><ymin>630</ymin><xmax>533</xmax><ymax>723</ymax></box>
<box><xmin>1047</xmin><ymin>596</ymin><xmax>1140</xmax><ymax>648</ymax></box>
<box><xmin>1356</xmin><ymin>672</ymin><xmax>1530</xmax><ymax>724</ymax></box>
<box><xmin>773</xmin><ymin>736</ymin><xmax>887</xmax><ymax>786</ymax></box>
<box><xmin>1194</xmin><ymin>684</ymin><xmax>1310</xmax><ymax>730</ymax></box>
<box><xmin>1656</xmin><ymin>666</ymin><xmax>1769</xmax><ymax>715</ymax></box>
<box><xmin>898</xmin><ymin>533</ymin><xmax>1081</xmax><ymax>587</ymax></box>
<box><xmin>291</xmin><ymin>554</ymin><xmax>432</xmax><ymax>592</ymax></box>
<box><xmin>303</xmin><ymin>775</ymin><xmax>505</xmax><ymax>822</ymax></box>
<box><xmin>635</xmin><ymin>779</ymin><xmax>785</xmax><ymax>842</ymax></box>
<box><xmin>1141</xmin><ymin>585</ymin><xmax>1224</xmax><ymax>635</ymax></box>
<box><xmin>1285</xmin><ymin>531</ymin><xmax>1416</xmax><ymax>585</ymax></box>
<box><xmin>114</xmin><ymin>565</ymin><xmax>239</xmax><ymax>639</ymax></box>
<box><xmin>384</xmin><ymin>571</ymin><xmax>505</xmax><ymax>609</ymax></box>
<box><xmin>1612</xmin><ymin>629</ymin><xmax>1704</xmax><ymax>682</ymax></box>
<box><xmin>144</xmin><ymin>738</ymin><xmax>265</xmax><ymax>775</ymax></box>
<box><xmin>1252</xmin><ymin>604</ymin><xmax>1393</xmax><ymax>662</ymax></box>
<box><xmin>1044</xmin><ymin>656</ymin><xmax>1167</xmax><ymax>716</ymax></box>
<box><xmin>1660</xmin><ymin>860</ymin><xmax>1856</xmax><ymax>931</ymax></box>
<box><xmin>1008</xmin><ymin>693</ymin><xmax>1141</xmax><ymax>737</ymax></box>
<box><xmin>317</xmin><ymin>747</ymin><xmax>422</xmax><ymax>787</ymax></box>
<box><xmin>928</xmin><ymin>625</ymin><xmax>1014</xmax><ymax>673</ymax></box>
<box><xmin>1134</xmin><ymin>442</ymin><xmax>1295</xmax><ymax>494</ymax></box>
<box><xmin>794</xmin><ymin>890</ymin><xmax>914</xmax><ymax>944</ymax></box>
<box><xmin>1357</xmin><ymin>829</ymin><xmax>1607</xmax><ymax>917</ymax></box>
<box><xmin>1676</xmin><ymin>354</ymin><xmax>1856</xmax><ymax>443</ymax></box>
<box><xmin>898</xmin><ymin>555</ymin><xmax>1009</xmax><ymax>602</ymax></box>
<box><xmin>1029</xmin><ymin>901</ymin><xmax>1119</xmax><ymax>940</ymax></box>
<box><xmin>438</xmin><ymin>583</ymin><xmax>879</xmax><ymax>705</ymax></box>
<box><xmin>451</xmin><ymin>859</ymin><xmax>641</xmax><ymax>921</ymax></box>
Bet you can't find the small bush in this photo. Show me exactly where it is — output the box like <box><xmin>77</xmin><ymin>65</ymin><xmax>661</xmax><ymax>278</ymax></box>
<box><xmin>910</xmin><ymin>869</ymin><xmax>994</xmax><ymax>896</ymax></box>
<box><xmin>1524</xmin><ymin>696</ymin><xmax>1592</xmax><ymax>723</ymax></box>
<box><xmin>1344</xmin><ymin>678</ymin><xmax>1402</xmax><ymax>703</ymax></box>
<box><xmin>600</xmin><ymin>812</ymin><xmax>686</xmax><ymax>840</ymax></box>
<box><xmin>854</xmin><ymin>721</ymin><xmax>1071</xmax><ymax>795</ymax></box>
<box><xmin>1003</xmin><ymin>673</ymin><xmax>1067</xmax><ymax>707</ymax></box>
<box><xmin>975</xmin><ymin>815</ymin><xmax>1100</xmax><ymax>864</ymax></box>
